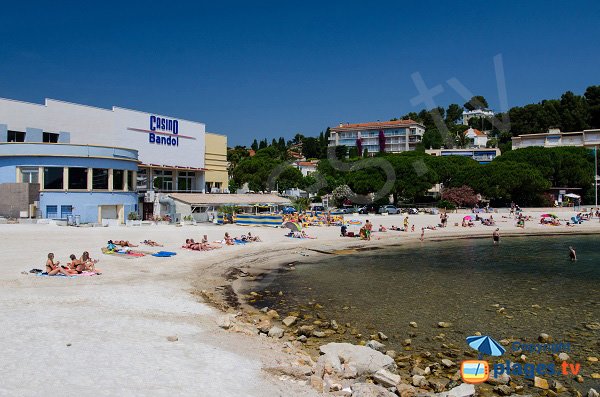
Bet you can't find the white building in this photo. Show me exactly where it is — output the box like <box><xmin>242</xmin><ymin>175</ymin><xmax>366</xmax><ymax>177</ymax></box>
<box><xmin>512</xmin><ymin>128</ymin><xmax>600</xmax><ymax>149</ymax></box>
<box><xmin>328</xmin><ymin>120</ymin><xmax>425</xmax><ymax>154</ymax></box>
<box><xmin>462</xmin><ymin>108</ymin><xmax>495</xmax><ymax>125</ymax></box>
<box><xmin>464</xmin><ymin>127</ymin><xmax>488</xmax><ymax>147</ymax></box>
<box><xmin>294</xmin><ymin>160</ymin><xmax>318</xmax><ymax>176</ymax></box>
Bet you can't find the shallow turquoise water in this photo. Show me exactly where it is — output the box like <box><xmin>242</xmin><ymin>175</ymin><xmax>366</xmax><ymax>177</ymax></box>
<box><xmin>249</xmin><ymin>235</ymin><xmax>600</xmax><ymax>388</ymax></box>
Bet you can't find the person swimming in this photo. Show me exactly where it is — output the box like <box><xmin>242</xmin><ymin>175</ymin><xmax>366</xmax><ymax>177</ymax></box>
<box><xmin>569</xmin><ymin>246</ymin><xmax>577</xmax><ymax>261</ymax></box>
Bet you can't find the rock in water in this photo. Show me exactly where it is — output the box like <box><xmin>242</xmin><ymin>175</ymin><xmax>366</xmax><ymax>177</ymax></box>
<box><xmin>282</xmin><ymin>316</ymin><xmax>297</xmax><ymax>327</ymax></box>
<box><xmin>487</xmin><ymin>372</ymin><xmax>510</xmax><ymax>385</ymax></box>
<box><xmin>266</xmin><ymin>309</ymin><xmax>279</xmax><ymax>319</ymax></box>
<box><xmin>557</xmin><ymin>352</ymin><xmax>570</xmax><ymax>361</ymax></box>
<box><xmin>373</xmin><ymin>368</ymin><xmax>401</xmax><ymax>387</ymax></box>
<box><xmin>351</xmin><ymin>382</ymin><xmax>397</xmax><ymax>397</ymax></box>
<box><xmin>267</xmin><ymin>326</ymin><xmax>284</xmax><ymax>338</ymax></box>
<box><xmin>551</xmin><ymin>380</ymin><xmax>567</xmax><ymax>393</ymax></box>
<box><xmin>534</xmin><ymin>376</ymin><xmax>549</xmax><ymax>390</ymax></box>
<box><xmin>587</xmin><ymin>389</ymin><xmax>599</xmax><ymax>397</ymax></box>
<box><xmin>397</xmin><ymin>383</ymin><xmax>417</xmax><ymax>397</ymax></box>
<box><xmin>409</xmin><ymin>322</ymin><xmax>418</xmax><ymax>328</ymax></box>
<box><xmin>378</xmin><ymin>332</ymin><xmax>388</xmax><ymax>341</ymax></box>
<box><xmin>438</xmin><ymin>322</ymin><xmax>452</xmax><ymax>328</ymax></box>
<box><xmin>441</xmin><ymin>359</ymin><xmax>455</xmax><ymax>368</ymax></box>
<box><xmin>447</xmin><ymin>383</ymin><xmax>476</xmax><ymax>397</ymax></box>
<box><xmin>538</xmin><ymin>333</ymin><xmax>552</xmax><ymax>343</ymax></box>
<box><xmin>366</xmin><ymin>340</ymin><xmax>386</xmax><ymax>353</ymax></box>
<box><xmin>319</xmin><ymin>343</ymin><xmax>396</xmax><ymax>377</ymax></box>
<box><xmin>166</xmin><ymin>335</ymin><xmax>178</xmax><ymax>342</ymax></box>
<box><xmin>412</xmin><ymin>375</ymin><xmax>427</xmax><ymax>387</ymax></box>
<box><xmin>493</xmin><ymin>385</ymin><xmax>512</xmax><ymax>396</ymax></box>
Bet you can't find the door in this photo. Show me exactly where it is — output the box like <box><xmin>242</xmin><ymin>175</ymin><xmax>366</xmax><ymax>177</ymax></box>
<box><xmin>100</xmin><ymin>205</ymin><xmax>118</xmax><ymax>219</ymax></box>
<box><xmin>143</xmin><ymin>202</ymin><xmax>154</xmax><ymax>220</ymax></box>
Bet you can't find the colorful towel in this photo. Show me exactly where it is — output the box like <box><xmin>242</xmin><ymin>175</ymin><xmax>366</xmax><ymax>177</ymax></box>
<box><xmin>152</xmin><ymin>251</ymin><xmax>177</xmax><ymax>257</ymax></box>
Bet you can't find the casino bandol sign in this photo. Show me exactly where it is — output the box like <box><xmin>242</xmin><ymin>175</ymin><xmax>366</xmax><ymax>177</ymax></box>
<box><xmin>127</xmin><ymin>115</ymin><xmax>196</xmax><ymax>147</ymax></box>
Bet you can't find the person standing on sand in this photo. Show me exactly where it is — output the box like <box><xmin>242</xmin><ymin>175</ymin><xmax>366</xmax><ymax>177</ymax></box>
<box><xmin>403</xmin><ymin>216</ymin><xmax>409</xmax><ymax>232</ymax></box>
<box><xmin>420</xmin><ymin>227</ymin><xmax>425</xmax><ymax>242</ymax></box>
<box><xmin>569</xmin><ymin>246</ymin><xmax>577</xmax><ymax>261</ymax></box>
<box><xmin>365</xmin><ymin>219</ymin><xmax>372</xmax><ymax>241</ymax></box>
<box><xmin>493</xmin><ymin>228</ymin><xmax>500</xmax><ymax>245</ymax></box>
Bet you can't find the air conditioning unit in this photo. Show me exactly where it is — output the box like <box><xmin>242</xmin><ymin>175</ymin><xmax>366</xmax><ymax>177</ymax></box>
<box><xmin>144</xmin><ymin>191</ymin><xmax>155</xmax><ymax>203</ymax></box>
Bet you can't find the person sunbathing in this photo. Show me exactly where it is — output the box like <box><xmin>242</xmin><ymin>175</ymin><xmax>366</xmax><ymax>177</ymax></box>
<box><xmin>80</xmin><ymin>251</ymin><xmax>99</xmax><ymax>272</ymax></box>
<box><xmin>379</xmin><ymin>225</ymin><xmax>387</xmax><ymax>232</ymax></box>
<box><xmin>247</xmin><ymin>232</ymin><xmax>261</xmax><ymax>242</ymax></box>
<box><xmin>68</xmin><ymin>254</ymin><xmax>86</xmax><ymax>273</ymax></box>
<box><xmin>112</xmin><ymin>240</ymin><xmax>138</xmax><ymax>247</ymax></box>
<box><xmin>45</xmin><ymin>253</ymin><xmax>76</xmax><ymax>276</ymax></box>
<box><xmin>142</xmin><ymin>240</ymin><xmax>162</xmax><ymax>247</ymax></box>
<box><xmin>224</xmin><ymin>233</ymin><xmax>235</xmax><ymax>245</ymax></box>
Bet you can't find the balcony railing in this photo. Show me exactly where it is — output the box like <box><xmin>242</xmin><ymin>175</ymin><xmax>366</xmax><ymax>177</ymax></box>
<box><xmin>0</xmin><ymin>142</ymin><xmax>138</xmax><ymax>161</ymax></box>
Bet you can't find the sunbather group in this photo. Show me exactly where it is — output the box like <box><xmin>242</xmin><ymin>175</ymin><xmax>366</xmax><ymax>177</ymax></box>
<box><xmin>182</xmin><ymin>236</ymin><xmax>221</xmax><ymax>251</ymax></box>
<box><xmin>45</xmin><ymin>251</ymin><xmax>100</xmax><ymax>276</ymax></box>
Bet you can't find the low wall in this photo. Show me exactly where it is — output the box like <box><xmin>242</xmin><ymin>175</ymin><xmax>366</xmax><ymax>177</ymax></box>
<box><xmin>0</xmin><ymin>183</ymin><xmax>39</xmax><ymax>218</ymax></box>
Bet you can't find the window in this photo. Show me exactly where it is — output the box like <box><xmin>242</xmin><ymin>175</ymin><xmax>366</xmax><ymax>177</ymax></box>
<box><xmin>126</xmin><ymin>171</ymin><xmax>134</xmax><ymax>191</ymax></box>
<box><xmin>92</xmin><ymin>169</ymin><xmax>109</xmax><ymax>189</ymax></box>
<box><xmin>137</xmin><ymin>169</ymin><xmax>148</xmax><ymax>190</ymax></box>
<box><xmin>21</xmin><ymin>167</ymin><xmax>39</xmax><ymax>184</ymax></box>
<box><xmin>61</xmin><ymin>205</ymin><xmax>73</xmax><ymax>218</ymax></box>
<box><xmin>7</xmin><ymin>130</ymin><xmax>25</xmax><ymax>142</ymax></box>
<box><xmin>153</xmin><ymin>170</ymin><xmax>173</xmax><ymax>191</ymax></box>
<box><xmin>177</xmin><ymin>171</ymin><xmax>194</xmax><ymax>192</ymax></box>
<box><xmin>46</xmin><ymin>205</ymin><xmax>58</xmax><ymax>218</ymax></box>
<box><xmin>113</xmin><ymin>169</ymin><xmax>124</xmax><ymax>190</ymax></box>
<box><xmin>43</xmin><ymin>132</ymin><xmax>59</xmax><ymax>143</ymax></box>
<box><xmin>68</xmin><ymin>168</ymin><xmax>88</xmax><ymax>190</ymax></box>
<box><xmin>44</xmin><ymin>167</ymin><xmax>64</xmax><ymax>189</ymax></box>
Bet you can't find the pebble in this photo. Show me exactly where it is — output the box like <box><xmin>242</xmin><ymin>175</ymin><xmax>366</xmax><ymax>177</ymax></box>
<box><xmin>493</xmin><ymin>385</ymin><xmax>512</xmax><ymax>396</ymax></box>
<box><xmin>259</xmin><ymin>306</ymin><xmax>268</xmax><ymax>313</ymax></box>
<box><xmin>588</xmin><ymin>357</ymin><xmax>599</xmax><ymax>362</ymax></box>
<box><xmin>438</xmin><ymin>322</ymin><xmax>452</xmax><ymax>328</ymax></box>
<box><xmin>538</xmin><ymin>333</ymin><xmax>552</xmax><ymax>343</ymax></box>
<box><xmin>412</xmin><ymin>375</ymin><xmax>427</xmax><ymax>387</ymax></box>
<box><xmin>402</xmin><ymin>339</ymin><xmax>412</xmax><ymax>346</ymax></box>
<box><xmin>409</xmin><ymin>322</ymin><xmax>418</xmax><ymax>328</ymax></box>
<box><xmin>366</xmin><ymin>340</ymin><xmax>386</xmax><ymax>352</ymax></box>
<box><xmin>312</xmin><ymin>331</ymin><xmax>326</xmax><ymax>338</ymax></box>
<box><xmin>575</xmin><ymin>375</ymin><xmax>584</xmax><ymax>383</ymax></box>
<box><xmin>591</xmin><ymin>373</ymin><xmax>600</xmax><ymax>379</ymax></box>
<box><xmin>297</xmin><ymin>335</ymin><xmax>307</xmax><ymax>343</ymax></box>
<box><xmin>266</xmin><ymin>309</ymin><xmax>280</xmax><ymax>319</ymax></box>
<box><xmin>66</xmin><ymin>343</ymin><xmax>71</xmax><ymax>347</ymax></box>
<box><xmin>441</xmin><ymin>359</ymin><xmax>455</xmax><ymax>368</ymax></box>
<box><xmin>534</xmin><ymin>376</ymin><xmax>549</xmax><ymax>389</ymax></box>
<box><xmin>378</xmin><ymin>332</ymin><xmax>388</xmax><ymax>341</ymax></box>
<box><xmin>557</xmin><ymin>352</ymin><xmax>570</xmax><ymax>361</ymax></box>
<box><xmin>588</xmin><ymin>389</ymin><xmax>599</xmax><ymax>397</ymax></box>
<box><xmin>268</xmin><ymin>326</ymin><xmax>284</xmax><ymax>338</ymax></box>
<box><xmin>167</xmin><ymin>336</ymin><xmax>178</xmax><ymax>342</ymax></box>
<box><xmin>585</xmin><ymin>322</ymin><xmax>600</xmax><ymax>330</ymax></box>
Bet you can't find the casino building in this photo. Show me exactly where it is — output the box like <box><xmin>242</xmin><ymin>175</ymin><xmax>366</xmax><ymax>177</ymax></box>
<box><xmin>0</xmin><ymin>97</ymin><xmax>228</xmax><ymax>223</ymax></box>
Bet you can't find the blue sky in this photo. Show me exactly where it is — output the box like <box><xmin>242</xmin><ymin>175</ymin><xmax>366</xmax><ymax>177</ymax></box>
<box><xmin>1</xmin><ymin>1</ymin><xmax>599</xmax><ymax>146</ymax></box>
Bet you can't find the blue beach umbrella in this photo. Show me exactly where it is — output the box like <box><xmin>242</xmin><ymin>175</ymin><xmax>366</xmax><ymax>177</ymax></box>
<box><xmin>466</xmin><ymin>335</ymin><xmax>506</xmax><ymax>357</ymax></box>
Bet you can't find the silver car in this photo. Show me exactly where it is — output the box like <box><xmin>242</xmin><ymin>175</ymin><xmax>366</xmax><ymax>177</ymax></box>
<box><xmin>378</xmin><ymin>205</ymin><xmax>400</xmax><ymax>214</ymax></box>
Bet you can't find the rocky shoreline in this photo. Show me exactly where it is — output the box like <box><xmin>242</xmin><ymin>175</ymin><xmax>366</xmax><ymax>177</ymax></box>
<box><xmin>192</xmin><ymin>231</ymin><xmax>599</xmax><ymax>397</ymax></box>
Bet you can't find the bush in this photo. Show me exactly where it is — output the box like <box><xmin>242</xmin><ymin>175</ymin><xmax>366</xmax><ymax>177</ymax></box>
<box><xmin>127</xmin><ymin>212</ymin><xmax>139</xmax><ymax>221</ymax></box>
<box><xmin>437</xmin><ymin>200</ymin><xmax>456</xmax><ymax>210</ymax></box>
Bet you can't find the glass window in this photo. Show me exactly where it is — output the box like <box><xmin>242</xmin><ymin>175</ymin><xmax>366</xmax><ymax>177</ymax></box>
<box><xmin>21</xmin><ymin>167</ymin><xmax>39</xmax><ymax>184</ymax></box>
<box><xmin>61</xmin><ymin>205</ymin><xmax>73</xmax><ymax>218</ymax></box>
<box><xmin>177</xmin><ymin>171</ymin><xmax>194</xmax><ymax>192</ymax></box>
<box><xmin>153</xmin><ymin>170</ymin><xmax>173</xmax><ymax>191</ymax></box>
<box><xmin>113</xmin><ymin>169</ymin><xmax>124</xmax><ymax>190</ymax></box>
<box><xmin>44</xmin><ymin>167</ymin><xmax>64</xmax><ymax>190</ymax></box>
<box><xmin>68</xmin><ymin>168</ymin><xmax>88</xmax><ymax>190</ymax></box>
<box><xmin>127</xmin><ymin>171</ymin><xmax>134</xmax><ymax>191</ymax></box>
<box><xmin>46</xmin><ymin>205</ymin><xmax>58</xmax><ymax>218</ymax></box>
<box><xmin>137</xmin><ymin>169</ymin><xmax>148</xmax><ymax>190</ymax></box>
<box><xmin>43</xmin><ymin>132</ymin><xmax>59</xmax><ymax>143</ymax></box>
<box><xmin>92</xmin><ymin>168</ymin><xmax>109</xmax><ymax>190</ymax></box>
<box><xmin>7</xmin><ymin>130</ymin><xmax>25</xmax><ymax>142</ymax></box>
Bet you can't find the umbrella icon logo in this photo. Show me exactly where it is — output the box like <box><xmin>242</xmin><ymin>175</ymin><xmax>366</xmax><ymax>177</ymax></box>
<box><xmin>461</xmin><ymin>335</ymin><xmax>506</xmax><ymax>384</ymax></box>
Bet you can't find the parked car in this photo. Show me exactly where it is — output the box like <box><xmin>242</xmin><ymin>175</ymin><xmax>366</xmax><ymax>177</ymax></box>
<box><xmin>358</xmin><ymin>204</ymin><xmax>379</xmax><ymax>214</ymax></box>
<box><xmin>405</xmin><ymin>207</ymin><xmax>419</xmax><ymax>215</ymax></box>
<box><xmin>378</xmin><ymin>205</ymin><xmax>400</xmax><ymax>214</ymax></box>
<box><xmin>311</xmin><ymin>205</ymin><xmax>325</xmax><ymax>212</ymax></box>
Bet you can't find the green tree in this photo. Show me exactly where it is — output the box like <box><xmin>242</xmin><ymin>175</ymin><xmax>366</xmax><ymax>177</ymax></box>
<box><xmin>421</xmin><ymin>129</ymin><xmax>444</xmax><ymax>149</ymax></box>
<box><xmin>464</xmin><ymin>95</ymin><xmax>489</xmax><ymax>111</ymax></box>
<box><xmin>251</xmin><ymin>139</ymin><xmax>258</xmax><ymax>151</ymax></box>
<box><xmin>276</xmin><ymin>166</ymin><xmax>304</xmax><ymax>191</ymax></box>
<box><xmin>258</xmin><ymin>139</ymin><xmax>268</xmax><ymax>150</ymax></box>
<box><xmin>446</xmin><ymin>104</ymin><xmax>463</xmax><ymax>124</ymax></box>
<box><xmin>584</xmin><ymin>85</ymin><xmax>600</xmax><ymax>128</ymax></box>
<box><xmin>559</xmin><ymin>91</ymin><xmax>590</xmax><ymax>131</ymax></box>
<box><xmin>302</xmin><ymin>137</ymin><xmax>321</xmax><ymax>159</ymax></box>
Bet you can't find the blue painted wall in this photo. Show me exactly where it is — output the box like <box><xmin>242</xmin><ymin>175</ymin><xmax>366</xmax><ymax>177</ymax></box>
<box><xmin>0</xmin><ymin>165</ymin><xmax>16</xmax><ymax>183</ymax></box>
<box><xmin>40</xmin><ymin>191</ymin><xmax>138</xmax><ymax>223</ymax></box>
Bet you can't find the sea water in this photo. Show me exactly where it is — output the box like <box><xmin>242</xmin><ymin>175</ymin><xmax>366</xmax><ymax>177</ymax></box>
<box><xmin>249</xmin><ymin>235</ymin><xmax>599</xmax><ymax>389</ymax></box>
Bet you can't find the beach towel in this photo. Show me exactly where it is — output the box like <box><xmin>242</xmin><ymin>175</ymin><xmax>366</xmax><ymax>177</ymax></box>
<box><xmin>101</xmin><ymin>247</ymin><xmax>145</xmax><ymax>258</ymax></box>
<box><xmin>233</xmin><ymin>239</ymin><xmax>248</xmax><ymax>245</ymax></box>
<box><xmin>151</xmin><ymin>251</ymin><xmax>177</xmax><ymax>257</ymax></box>
<box><xmin>35</xmin><ymin>271</ymin><xmax>100</xmax><ymax>277</ymax></box>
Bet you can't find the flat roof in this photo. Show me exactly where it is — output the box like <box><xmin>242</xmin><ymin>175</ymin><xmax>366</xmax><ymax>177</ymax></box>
<box><xmin>169</xmin><ymin>193</ymin><xmax>291</xmax><ymax>206</ymax></box>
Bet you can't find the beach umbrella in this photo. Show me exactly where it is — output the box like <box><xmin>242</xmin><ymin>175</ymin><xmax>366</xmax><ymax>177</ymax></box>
<box><xmin>463</xmin><ymin>216</ymin><xmax>472</xmax><ymax>221</ymax></box>
<box><xmin>284</xmin><ymin>221</ymin><xmax>302</xmax><ymax>232</ymax></box>
<box><xmin>466</xmin><ymin>335</ymin><xmax>506</xmax><ymax>357</ymax></box>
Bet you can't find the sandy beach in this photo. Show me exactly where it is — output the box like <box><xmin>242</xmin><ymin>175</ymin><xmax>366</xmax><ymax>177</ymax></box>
<box><xmin>1</xmin><ymin>208</ymin><xmax>598</xmax><ymax>396</ymax></box>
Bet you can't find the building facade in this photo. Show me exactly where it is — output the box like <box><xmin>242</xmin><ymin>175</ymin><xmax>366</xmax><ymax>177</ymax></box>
<box><xmin>0</xmin><ymin>97</ymin><xmax>228</xmax><ymax>222</ymax></box>
<box><xmin>512</xmin><ymin>128</ymin><xmax>600</xmax><ymax>149</ymax></box>
<box><xmin>464</xmin><ymin>127</ymin><xmax>488</xmax><ymax>148</ymax></box>
<box><xmin>328</xmin><ymin>120</ymin><xmax>425</xmax><ymax>154</ymax></box>
<box><xmin>426</xmin><ymin>148</ymin><xmax>500</xmax><ymax>164</ymax></box>
<box><xmin>462</xmin><ymin>108</ymin><xmax>495</xmax><ymax>125</ymax></box>
<box><xmin>293</xmin><ymin>160</ymin><xmax>318</xmax><ymax>176</ymax></box>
